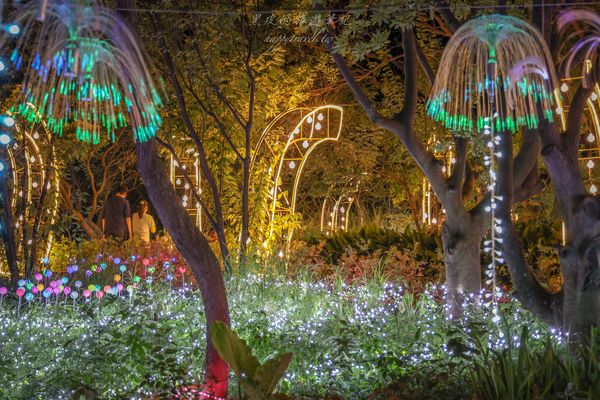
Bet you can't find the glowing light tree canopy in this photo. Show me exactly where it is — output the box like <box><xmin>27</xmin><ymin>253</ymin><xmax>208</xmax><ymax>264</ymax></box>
<box><xmin>427</xmin><ymin>14</ymin><xmax>557</xmax><ymax>133</ymax></box>
<box><xmin>0</xmin><ymin>0</ymin><xmax>162</xmax><ymax>144</ymax></box>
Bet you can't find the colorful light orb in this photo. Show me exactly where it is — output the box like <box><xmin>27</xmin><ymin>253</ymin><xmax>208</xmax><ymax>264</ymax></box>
<box><xmin>427</xmin><ymin>14</ymin><xmax>556</xmax><ymax>133</ymax></box>
<box><xmin>0</xmin><ymin>287</ymin><xmax>7</xmax><ymax>295</ymax></box>
<box><xmin>6</xmin><ymin>24</ymin><xmax>19</xmax><ymax>35</ymax></box>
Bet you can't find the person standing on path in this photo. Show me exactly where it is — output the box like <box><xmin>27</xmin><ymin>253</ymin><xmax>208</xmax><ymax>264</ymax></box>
<box><xmin>132</xmin><ymin>200</ymin><xmax>156</xmax><ymax>243</ymax></box>
<box><xmin>101</xmin><ymin>186</ymin><xmax>132</xmax><ymax>241</ymax></box>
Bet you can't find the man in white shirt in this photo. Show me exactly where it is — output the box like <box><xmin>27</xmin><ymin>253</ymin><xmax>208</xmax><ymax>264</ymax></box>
<box><xmin>132</xmin><ymin>200</ymin><xmax>156</xmax><ymax>243</ymax></box>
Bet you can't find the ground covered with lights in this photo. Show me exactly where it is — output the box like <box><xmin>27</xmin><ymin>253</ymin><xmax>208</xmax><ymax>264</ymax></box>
<box><xmin>6</xmin><ymin>1</ymin><xmax>600</xmax><ymax>399</ymax></box>
<box><xmin>0</xmin><ymin>256</ymin><xmax>580</xmax><ymax>399</ymax></box>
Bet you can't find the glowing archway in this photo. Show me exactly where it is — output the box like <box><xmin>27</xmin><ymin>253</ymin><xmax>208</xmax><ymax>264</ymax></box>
<box><xmin>169</xmin><ymin>150</ymin><xmax>203</xmax><ymax>230</ymax></box>
<box><xmin>254</xmin><ymin>105</ymin><xmax>344</xmax><ymax>252</ymax></box>
<box><xmin>1</xmin><ymin>103</ymin><xmax>60</xmax><ymax>267</ymax></box>
<box><xmin>533</xmin><ymin>63</ymin><xmax>600</xmax><ymax>244</ymax></box>
<box><xmin>320</xmin><ymin>194</ymin><xmax>355</xmax><ymax>236</ymax></box>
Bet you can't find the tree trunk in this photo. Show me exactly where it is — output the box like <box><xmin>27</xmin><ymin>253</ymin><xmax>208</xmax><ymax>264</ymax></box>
<box><xmin>555</xmin><ymin>196</ymin><xmax>600</xmax><ymax>337</ymax></box>
<box><xmin>0</xmin><ymin>169</ymin><xmax>18</xmax><ymax>283</ymax></box>
<box><xmin>136</xmin><ymin>139</ymin><xmax>230</xmax><ymax>396</ymax></box>
<box><xmin>441</xmin><ymin>216</ymin><xmax>485</xmax><ymax>317</ymax></box>
<box><xmin>240</xmin><ymin>155</ymin><xmax>250</xmax><ymax>265</ymax></box>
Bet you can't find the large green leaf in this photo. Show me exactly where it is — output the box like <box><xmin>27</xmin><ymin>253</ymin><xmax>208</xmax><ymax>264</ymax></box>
<box><xmin>255</xmin><ymin>352</ymin><xmax>293</xmax><ymax>394</ymax></box>
<box><xmin>240</xmin><ymin>380</ymin><xmax>267</xmax><ymax>400</ymax></box>
<box><xmin>210</xmin><ymin>321</ymin><xmax>260</xmax><ymax>377</ymax></box>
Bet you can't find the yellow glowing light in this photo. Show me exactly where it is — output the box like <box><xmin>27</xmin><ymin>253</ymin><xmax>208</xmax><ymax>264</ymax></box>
<box><xmin>256</xmin><ymin>105</ymin><xmax>343</xmax><ymax>253</ymax></box>
<box><xmin>5</xmin><ymin>103</ymin><xmax>60</xmax><ymax>261</ymax></box>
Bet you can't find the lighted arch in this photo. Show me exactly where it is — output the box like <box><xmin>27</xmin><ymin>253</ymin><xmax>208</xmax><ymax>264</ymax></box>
<box><xmin>169</xmin><ymin>150</ymin><xmax>203</xmax><ymax>230</ymax></box>
<box><xmin>320</xmin><ymin>193</ymin><xmax>355</xmax><ymax>235</ymax></box>
<box><xmin>255</xmin><ymin>105</ymin><xmax>344</xmax><ymax>252</ymax></box>
<box><xmin>4</xmin><ymin>103</ymin><xmax>60</xmax><ymax>260</ymax></box>
<box><xmin>543</xmin><ymin>69</ymin><xmax>600</xmax><ymax>243</ymax></box>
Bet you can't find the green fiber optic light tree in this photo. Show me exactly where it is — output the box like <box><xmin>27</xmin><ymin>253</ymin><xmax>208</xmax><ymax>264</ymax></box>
<box><xmin>0</xmin><ymin>0</ymin><xmax>162</xmax><ymax>144</ymax></box>
<box><xmin>427</xmin><ymin>14</ymin><xmax>556</xmax><ymax>315</ymax></box>
<box><xmin>331</xmin><ymin>12</ymin><xmax>550</xmax><ymax>316</ymax></box>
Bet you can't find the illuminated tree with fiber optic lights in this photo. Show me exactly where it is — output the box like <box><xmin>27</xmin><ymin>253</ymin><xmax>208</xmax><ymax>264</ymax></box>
<box><xmin>330</xmin><ymin>11</ymin><xmax>551</xmax><ymax>316</ymax></box>
<box><xmin>1</xmin><ymin>0</ymin><xmax>232</xmax><ymax>395</ymax></box>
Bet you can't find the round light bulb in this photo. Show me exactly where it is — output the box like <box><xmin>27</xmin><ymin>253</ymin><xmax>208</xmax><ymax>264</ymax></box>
<box><xmin>556</xmin><ymin>107</ymin><xmax>563</xmax><ymax>115</ymax></box>
<box><xmin>561</xmin><ymin>83</ymin><xmax>568</xmax><ymax>92</ymax></box>
<box><xmin>2</xmin><ymin>116</ymin><xmax>15</xmax><ymax>127</ymax></box>
<box><xmin>0</xmin><ymin>61</ymin><xmax>5</xmax><ymax>72</ymax></box>
<box><xmin>289</xmin><ymin>160</ymin><xmax>296</xmax><ymax>169</ymax></box>
<box><xmin>306</xmin><ymin>116</ymin><xmax>313</xmax><ymax>124</ymax></box>
<box><xmin>587</xmin><ymin>160</ymin><xmax>595</xmax><ymax>169</ymax></box>
<box><xmin>33</xmin><ymin>132</ymin><xmax>40</xmax><ymax>140</ymax></box>
<box><xmin>317</xmin><ymin>113</ymin><xmax>324</xmax><ymax>121</ymax></box>
<box><xmin>175</xmin><ymin>178</ymin><xmax>181</xmax><ymax>185</ymax></box>
<box><xmin>591</xmin><ymin>184</ymin><xmax>598</xmax><ymax>194</ymax></box>
<box><xmin>588</xmin><ymin>133</ymin><xmax>596</xmax><ymax>143</ymax></box>
<box><xmin>315</xmin><ymin>122</ymin><xmax>322</xmax><ymax>130</ymax></box>
<box><xmin>0</xmin><ymin>133</ymin><xmax>10</xmax><ymax>145</ymax></box>
<box><xmin>8</xmin><ymin>24</ymin><xmax>19</xmax><ymax>35</ymax></box>
<box><xmin>592</xmin><ymin>92</ymin><xmax>598</xmax><ymax>101</ymax></box>
<box><xmin>302</xmin><ymin>140</ymin><xmax>309</xmax><ymax>148</ymax></box>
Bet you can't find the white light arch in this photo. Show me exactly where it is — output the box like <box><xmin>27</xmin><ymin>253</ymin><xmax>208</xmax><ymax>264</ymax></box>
<box><xmin>254</xmin><ymin>105</ymin><xmax>344</xmax><ymax>253</ymax></box>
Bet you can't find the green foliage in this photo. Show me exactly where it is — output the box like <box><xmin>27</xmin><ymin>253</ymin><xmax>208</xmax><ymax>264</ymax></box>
<box><xmin>305</xmin><ymin>224</ymin><xmax>442</xmax><ymax>264</ymax></box>
<box><xmin>0</xmin><ymin>263</ymin><xmax>553</xmax><ymax>399</ymax></box>
<box><xmin>470</xmin><ymin>327</ymin><xmax>600</xmax><ymax>400</ymax></box>
<box><xmin>211</xmin><ymin>321</ymin><xmax>292</xmax><ymax>399</ymax></box>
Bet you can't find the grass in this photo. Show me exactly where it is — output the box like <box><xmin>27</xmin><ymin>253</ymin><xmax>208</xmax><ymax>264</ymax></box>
<box><xmin>0</xmin><ymin>263</ymin><xmax>557</xmax><ymax>400</ymax></box>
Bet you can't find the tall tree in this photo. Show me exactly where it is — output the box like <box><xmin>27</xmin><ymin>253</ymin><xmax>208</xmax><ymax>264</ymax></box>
<box><xmin>116</xmin><ymin>1</ymin><xmax>232</xmax><ymax>395</ymax></box>
<box><xmin>328</xmin><ymin>5</ymin><xmax>544</xmax><ymax>315</ymax></box>
<box><xmin>496</xmin><ymin>8</ymin><xmax>600</xmax><ymax>335</ymax></box>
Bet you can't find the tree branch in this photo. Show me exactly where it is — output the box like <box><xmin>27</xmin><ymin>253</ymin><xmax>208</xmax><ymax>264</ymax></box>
<box><xmin>415</xmin><ymin>39</ymin><xmax>435</xmax><ymax>85</ymax></box>
<box><xmin>436</xmin><ymin>0</ymin><xmax>461</xmax><ymax>32</ymax></box>
<box><xmin>564</xmin><ymin>84</ymin><xmax>594</xmax><ymax>156</ymax></box>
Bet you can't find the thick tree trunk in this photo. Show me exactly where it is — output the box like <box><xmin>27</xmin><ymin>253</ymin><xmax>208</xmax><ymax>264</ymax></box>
<box><xmin>560</xmin><ymin>236</ymin><xmax>600</xmax><ymax>336</ymax></box>
<box><xmin>556</xmin><ymin>196</ymin><xmax>600</xmax><ymax>337</ymax></box>
<box><xmin>441</xmin><ymin>216</ymin><xmax>484</xmax><ymax>316</ymax></box>
<box><xmin>136</xmin><ymin>139</ymin><xmax>230</xmax><ymax>396</ymax></box>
